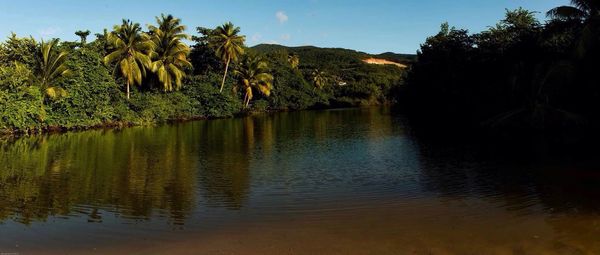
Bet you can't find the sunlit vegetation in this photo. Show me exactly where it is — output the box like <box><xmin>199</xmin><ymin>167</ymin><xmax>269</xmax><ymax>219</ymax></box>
<box><xmin>209</xmin><ymin>22</ymin><xmax>245</xmax><ymax>93</ymax></box>
<box><xmin>311</xmin><ymin>69</ymin><xmax>328</xmax><ymax>90</ymax></box>
<box><xmin>36</xmin><ymin>39</ymin><xmax>71</xmax><ymax>101</ymax></box>
<box><xmin>233</xmin><ymin>54</ymin><xmax>273</xmax><ymax>108</ymax></box>
<box><xmin>104</xmin><ymin>19</ymin><xmax>154</xmax><ymax>99</ymax></box>
<box><xmin>148</xmin><ymin>14</ymin><xmax>192</xmax><ymax>92</ymax></box>
<box><xmin>3</xmin><ymin>1</ymin><xmax>595</xmax><ymax>135</ymax></box>
<box><xmin>0</xmin><ymin>13</ymin><xmax>407</xmax><ymax>134</ymax></box>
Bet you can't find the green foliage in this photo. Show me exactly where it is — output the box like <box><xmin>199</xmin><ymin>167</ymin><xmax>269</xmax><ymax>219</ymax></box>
<box><xmin>209</xmin><ymin>22</ymin><xmax>245</xmax><ymax>92</ymax></box>
<box><xmin>44</xmin><ymin>47</ymin><xmax>128</xmax><ymax>128</ymax></box>
<box><xmin>183</xmin><ymin>74</ymin><xmax>241</xmax><ymax>117</ymax></box>
<box><xmin>35</xmin><ymin>39</ymin><xmax>72</xmax><ymax>100</ymax></box>
<box><xmin>0</xmin><ymin>64</ymin><xmax>45</xmax><ymax>131</ymax></box>
<box><xmin>190</xmin><ymin>27</ymin><xmax>222</xmax><ymax>75</ymax></box>
<box><xmin>234</xmin><ymin>54</ymin><xmax>274</xmax><ymax>108</ymax></box>
<box><xmin>104</xmin><ymin>19</ymin><xmax>154</xmax><ymax>99</ymax></box>
<box><xmin>266</xmin><ymin>60</ymin><xmax>323</xmax><ymax>110</ymax></box>
<box><xmin>148</xmin><ymin>14</ymin><xmax>192</xmax><ymax>92</ymax></box>
<box><xmin>75</xmin><ymin>30</ymin><xmax>91</xmax><ymax>45</ymax></box>
<box><xmin>0</xmin><ymin>34</ymin><xmax>37</xmax><ymax>68</ymax></box>
<box><xmin>0</xmin><ymin>16</ymin><xmax>407</xmax><ymax>134</ymax></box>
<box><xmin>253</xmin><ymin>44</ymin><xmax>406</xmax><ymax>109</ymax></box>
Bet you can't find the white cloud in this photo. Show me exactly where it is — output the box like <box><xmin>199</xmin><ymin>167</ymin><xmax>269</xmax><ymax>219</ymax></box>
<box><xmin>39</xmin><ymin>27</ymin><xmax>61</xmax><ymax>38</ymax></box>
<box><xmin>276</xmin><ymin>11</ymin><xmax>288</xmax><ymax>24</ymax></box>
<box><xmin>264</xmin><ymin>40</ymin><xmax>279</xmax><ymax>45</ymax></box>
<box><xmin>280</xmin><ymin>33</ymin><xmax>291</xmax><ymax>41</ymax></box>
<box><xmin>251</xmin><ymin>33</ymin><xmax>262</xmax><ymax>43</ymax></box>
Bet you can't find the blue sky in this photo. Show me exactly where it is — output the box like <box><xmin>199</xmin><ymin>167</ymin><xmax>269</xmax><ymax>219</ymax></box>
<box><xmin>0</xmin><ymin>0</ymin><xmax>569</xmax><ymax>54</ymax></box>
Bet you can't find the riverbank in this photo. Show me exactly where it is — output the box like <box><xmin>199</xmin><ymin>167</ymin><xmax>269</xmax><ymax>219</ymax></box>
<box><xmin>0</xmin><ymin>100</ymin><xmax>384</xmax><ymax>138</ymax></box>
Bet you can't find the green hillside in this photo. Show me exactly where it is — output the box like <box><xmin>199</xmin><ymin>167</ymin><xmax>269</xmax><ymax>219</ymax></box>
<box><xmin>248</xmin><ymin>44</ymin><xmax>410</xmax><ymax>109</ymax></box>
<box><xmin>251</xmin><ymin>44</ymin><xmax>416</xmax><ymax>69</ymax></box>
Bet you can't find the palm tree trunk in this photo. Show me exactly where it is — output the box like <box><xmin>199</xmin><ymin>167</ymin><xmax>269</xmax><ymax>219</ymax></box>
<box><xmin>127</xmin><ymin>80</ymin><xmax>130</xmax><ymax>100</ymax></box>
<box><xmin>245</xmin><ymin>93</ymin><xmax>251</xmax><ymax>108</ymax></box>
<box><xmin>220</xmin><ymin>56</ymin><xmax>231</xmax><ymax>93</ymax></box>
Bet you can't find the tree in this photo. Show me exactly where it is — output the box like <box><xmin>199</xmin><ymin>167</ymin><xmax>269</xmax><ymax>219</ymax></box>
<box><xmin>209</xmin><ymin>22</ymin><xmax>245</xmax><ymax>93</ymax></box>
<box><xmin>148</xmin><ymin>14</ymin><xmax>192</xmax><ymax>92</ymax></box>
<box><xmin>287</xmin><ymin>54</ymin><xmax>299</xmax><ymax>69</ymax></box>
<box><xmin>75</xmin><ymin>30</ymin><xmax>91</xmax><ymax>45</ymax></box>
<box><xmin>190</xmin><ymin>27</ymin><xmax>222</xmax><ymax>75</ymax></box>
<box><xmin>35</xmin><ymin>39</ymin><xmax>71</xmax><ymax>100</ymax></box>
<box><xmin>0</xmin><ymin>33</ymin><xmax>38</xmax><ymax>68</ymax></box>
<box><xmin>547</xmin><ymin>0</ymin><xmax>600</xmax><ymax>58</ymax></box>
<box><xmin>234</xmin><ymin>55</ymin><xmax>273</xmax><ymax>108</ymax></box>
<box><xmin>104</xmin><ymin>19</ymin><xmax>154</xmax><ymax>99</ymax></box>
<box><xmin>311</xmin><ymin>69</ymin><xmax>328</xmax><ymax>90</ymax></box>
<box><xmin>547</xmin><ymin>0</ymin><xmax>600</xmax><ymax>21</ymax></box>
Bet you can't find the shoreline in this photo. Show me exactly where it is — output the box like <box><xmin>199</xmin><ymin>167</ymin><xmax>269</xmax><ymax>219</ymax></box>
<box><xmin>0</xmin><ymin>103</ymin><xmax>385</xmax><ymax>139</ymax></box>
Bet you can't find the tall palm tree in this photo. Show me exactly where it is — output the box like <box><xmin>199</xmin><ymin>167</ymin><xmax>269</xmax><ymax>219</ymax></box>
<box><xmin>234</xmin><ymin>55</ymin><xmax>273</xmax><ymax>108</ymax></box>
<box><xmin>209</xmin><ymin>22</ymin><xmax>245</xmax><ymax>93</ymax></box>
<box><xmin>35</xmin><ymin>39</ymin><xmax>71</xmax><ymax>99</ymax></box>
<box><xmin>547</xmin><ymin>0</ymin><xmax>600</xmax><ymax>58</ymax></box>
<box><xmin>288</xmin><ymin>54</ymin><xmax>300</xmax><ymax>69</ymax></box>
<box><xmin>547</xmin><ymin>0</ymin><xmax>600</xmax><ymax>21</ymax></box>
<box><xmin>75</xmin><ymin>30</ymin><xmax>91</xmax><ymax>45</ymax></box>
<box><xmin>312</xmin><ymin>69</ymin><xmax>328</xmax><ymax>90</ymax></box>
<box><xmin>148</xmin><ymin>14</ymin><xmax>192</xmax><ymax>92</ymax></box>
<box><xmin>104</xmin><ymin>19</ymin><xmax>154</xmax><ymax>99</ymax></box>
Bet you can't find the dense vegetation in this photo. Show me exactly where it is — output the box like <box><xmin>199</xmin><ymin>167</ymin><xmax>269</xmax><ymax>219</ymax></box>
<box><xmin>401</xmin><ymin>1</ymin><xmax>600</xmax><ymax>136</ymax></box>
<box><xmin>5</xmin><ymin>1</ymin><xmax>591</xmax><ymax>137</ymax></box>
<box><xmin>0</xmin><ymin>17</ymin><xmax>408</xmax><ymax>134</ymax></box>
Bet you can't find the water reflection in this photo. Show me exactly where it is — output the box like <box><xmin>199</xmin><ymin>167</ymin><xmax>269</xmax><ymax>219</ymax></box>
<box><xmin>1</xmin><ymin>107</ymin><xmax>600</xmax><ymax>253</ymax></box>
<box><xmin>0</xmin><ymin>107</ymin><xmax>405</xmax><ymax>225</ymax></box>
<box><xmin>0</xmin><ymin>126</ymin><xmax>199</xmax><ymax>225</ymax></box>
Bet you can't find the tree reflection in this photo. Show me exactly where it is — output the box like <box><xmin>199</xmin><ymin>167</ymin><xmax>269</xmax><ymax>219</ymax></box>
<box><xmin>0</xmin><ymin>125</ymin><xmax>198</xmax><ymax>225</ymax></box>
<box><xmin>196</xmin><ymin>118</ymin><xmax>253</xmax><ymax>209</ymax></box>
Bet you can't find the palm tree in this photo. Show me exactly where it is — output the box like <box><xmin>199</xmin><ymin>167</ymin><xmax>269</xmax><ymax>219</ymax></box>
<box><xmin>35</xmin><ymin>39</ymin><xmax>72</xmax><ymax>99</ymax></box>
<box><xmin>547</xmin><ymin>0</ymin><xmax>600</xmax><ymax>21</ymax></box>
<box><xmin>75</xmin><ymin>30</ymin><xmax>91</xmax><ymax>45</ymax></box>
<box><xmin>312</xmin><ymin>69</ymin><xmax>328</xmax><ymax>90</ymax></box>
<box><xmin>104</xmin><ymin>19</ymin><xmax>154</xmax><ymax>99</ymax></box>
<box><xmin>148</xmin><ymin>14</ymin><xmax>192</xmax><ymax>92</ymax></box>
<box><xmin>209</xmin><ymin>22</ymin><xmax>245</xmax><ymax>93</ymax></box>
<box><xmin>547</xmin><ymin>0</ymin><xmax>600</xmax><ymax>58</ymax></box>
<box><xmin>234</xmin><ymin>55</ymin><xmax>273</xmax><ymax>108</ymax></box>
<box><xmin>287</xmin><ymin>54</ymin><xmax>300</xmax><ymax>69</ymax></box>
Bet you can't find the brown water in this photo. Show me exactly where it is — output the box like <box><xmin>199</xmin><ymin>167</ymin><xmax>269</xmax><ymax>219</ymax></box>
<box><xmin>1</xmin><ymin>107</ymin><xmax>599</xmax><ymax>254</ymax></box>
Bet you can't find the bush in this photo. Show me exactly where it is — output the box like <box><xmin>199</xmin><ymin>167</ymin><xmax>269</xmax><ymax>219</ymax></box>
<box><xmin>183</xmin><ymin>74</ymin><xmax>241</xmax><ymax>118</ymax></box>
<box><xmin>45</xmin><ymin>47</ymin><xmax>129</xmax><ymax>128</ymax></box>
<box><xmin>0</xmin><ymin>64</ymin><xmax>45</xmax><ymax>131</ymax></box>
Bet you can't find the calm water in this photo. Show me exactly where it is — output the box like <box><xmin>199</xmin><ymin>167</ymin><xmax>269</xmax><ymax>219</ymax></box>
<box><xmin>1</xmin><ymin>107</ymin><xmax>600</xmax><ymax>254</ymax></box>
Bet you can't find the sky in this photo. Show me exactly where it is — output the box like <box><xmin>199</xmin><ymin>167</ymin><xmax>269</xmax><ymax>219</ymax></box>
<box><xmin>0</xmin><ymin>0</ymin><xmax>569</xmax><ymax>54</ymax></box>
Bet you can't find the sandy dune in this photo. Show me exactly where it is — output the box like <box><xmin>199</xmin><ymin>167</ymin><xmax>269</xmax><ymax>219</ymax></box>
<box><xmin>363</xmin><ymin>58</ymin><xmax>407</xmax><ymax>68</ymax></box>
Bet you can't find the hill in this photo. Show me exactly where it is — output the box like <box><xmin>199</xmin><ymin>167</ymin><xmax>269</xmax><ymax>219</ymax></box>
<box><xmin>250</xmin><ymin>44</ymin><xmax>416</xmax><ymax>70</ymax></box>
<box><xmin>247</xmin><ymin>44</ymin><xmax>410</xmax><ymax>109</ymax></box>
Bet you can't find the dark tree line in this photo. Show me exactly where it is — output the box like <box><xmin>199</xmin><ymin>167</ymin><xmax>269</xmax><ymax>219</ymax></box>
<box><xmin>401</xmin><ymin>2</ymin><xmax>600</xmax><ymax>135</ymax></box>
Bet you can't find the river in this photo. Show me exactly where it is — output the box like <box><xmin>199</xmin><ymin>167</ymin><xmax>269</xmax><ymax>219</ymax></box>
<box><xmin>1</xmin><ymin>107</ymin><xmax>599</xmax><ymax>254</ymax></box>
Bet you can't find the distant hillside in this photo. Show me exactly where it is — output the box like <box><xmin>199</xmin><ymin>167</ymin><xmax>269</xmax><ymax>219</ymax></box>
<box><xmin>250</xmin><ymin>44</ymin><xmax>416</xmax><ymax>70</ymax></box>
<box><xmin>248</xmin><ymin>44</ymin><xmax>409</xmax><ymax>107</ymax></box>
<box><xmin>373</xmin><ymin>52</ymin><xmax>417</xmax><ymax>64</ymax></box>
